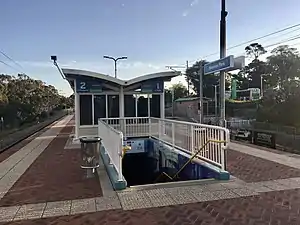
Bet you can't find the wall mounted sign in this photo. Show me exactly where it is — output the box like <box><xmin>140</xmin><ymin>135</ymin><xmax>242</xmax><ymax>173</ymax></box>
<box><xmin>76</xmin><ymin>80</ymin><xmax>103</xmax><ymax>93</ymax></box>
<box><xmin>253</xmin><ymin>131</ymin><xmax>276</xmax><ymax>149</ymax></box>
<box><xmin>141</xmin><ymin>80</ymin><xmax>163</xmax><ymax>93</ymax></box>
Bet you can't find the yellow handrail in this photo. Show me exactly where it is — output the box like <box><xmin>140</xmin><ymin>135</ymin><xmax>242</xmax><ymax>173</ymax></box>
<box><xmin>154</xmin><ymin>139</ymin><xmax>227</xmax><ymax>182</ymax></box>
<box><xmin>122</xmin><ymin>145</ymin><xmax>131</xmax><ymax>158</ymax></box>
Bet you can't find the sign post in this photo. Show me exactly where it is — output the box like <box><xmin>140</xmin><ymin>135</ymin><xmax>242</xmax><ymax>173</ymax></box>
<box><xmin>203</xmin><ymin>55</ymin><xmax>245</xmax><ymax>126</ymax></box>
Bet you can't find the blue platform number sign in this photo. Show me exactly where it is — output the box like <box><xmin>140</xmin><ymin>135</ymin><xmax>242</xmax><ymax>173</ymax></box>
<box><xmin>80</xmin><ymin>81</ymin><xmax>86</xmax><ymax>91</ymax></box>
<box><xmin>141</xmin><ymin>81</ymin><xmax>163</xmax><ymax>93</ymax></box>
<box><xmin>76</xmin><ymin>80</ymin><xmax>102</xmax><ymax>93</ymax></box>
<box><xmin>76</xmin><ymin>81</ymin><xmax>88</xmax><ymax>92</ymax></box>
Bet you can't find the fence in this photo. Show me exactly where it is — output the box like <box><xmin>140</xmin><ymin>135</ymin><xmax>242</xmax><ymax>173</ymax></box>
<box><xmin>226</xmin><ymin>119</ymin><xmax>255</xmax><ymax>130</ymax></box>
<box><xmin>100</xmin><ymin>117</ymin><xmax>230</xmax><ymax>170</ymax></box>
<box><xmin>98</xmin><ymin>119</ymin><xmax>124</xmax><ymax>181</ymax></box>
<box><xmin>252</xmin><ymin>121</ymin><xmax>300</xmax><ymax>151</ymax></box>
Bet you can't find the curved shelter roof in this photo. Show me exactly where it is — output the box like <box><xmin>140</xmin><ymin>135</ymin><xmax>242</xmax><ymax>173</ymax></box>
<box><xmin>62</xmin><ymin>68</ymin><xmax>181</xmax><ymax>88</ymax></box>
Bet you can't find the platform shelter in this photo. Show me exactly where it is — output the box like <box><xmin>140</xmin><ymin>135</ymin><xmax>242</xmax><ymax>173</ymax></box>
<box><xmin>62</xmin><ymin>69</ymin><xmax>180</xmax><ymax>138</ymax></box>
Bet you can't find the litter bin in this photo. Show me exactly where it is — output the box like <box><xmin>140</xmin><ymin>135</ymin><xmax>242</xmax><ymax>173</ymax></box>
<box><xmin>79</xmin><ymin>136</ymin><xmax>102</xmax><ymax>178</ymax></box>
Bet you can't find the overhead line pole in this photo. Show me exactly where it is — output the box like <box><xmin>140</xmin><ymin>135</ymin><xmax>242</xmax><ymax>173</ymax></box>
<box><xmin>186</xmin><ymin>60</ymin><xmax>189</xmax><ymax>96</ymax></box>
<box><xmin>219</xmin><ymin>0</ymin><xmax>227</xmax><ymax>127</ymax></box>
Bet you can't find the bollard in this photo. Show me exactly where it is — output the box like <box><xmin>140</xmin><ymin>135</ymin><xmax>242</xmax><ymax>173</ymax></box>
<box><xmin>79</xmin><ymin>136</ymin><xmax>101</xmax><ymax>179</ymax></box>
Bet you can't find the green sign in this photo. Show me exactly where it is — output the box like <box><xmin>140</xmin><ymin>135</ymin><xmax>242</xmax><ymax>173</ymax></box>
<box><xmin>231</xmin><ymin>78</ymin><xmax>237</xmax><ymax>99</ymax></box>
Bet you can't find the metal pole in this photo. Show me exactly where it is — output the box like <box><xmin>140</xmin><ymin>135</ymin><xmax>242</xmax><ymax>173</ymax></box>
<box><xmin>186</xmin><ymin>61</ymin><xmax>189</xmax><ymax>96</ymax></box>
<box><xmin>199</xmin><ymin>63</ymin><xmax>203</xmax><ymax>124</ymax></box>
<box><xmin>214</xmin><ymin>85</ymin><xmax>218</xmax><ymax>118</ymax></box>
<box><xmin>114</xmin><ymin>59</ymin><xmax>117</xmax><ymax>78</ymax></box>
<box><xmin>171</xmin><ymin>88</ymin><xmax>174</xmax><ymax>117</ymax></box>
<box><xmin>260</xmin><ymin>75</ymin><xmax>263</xmax><ymax>98</ymax></box>
<box><xmin>103</xmin><ymin>56</ymin><xmax>127</xmax><ymax>79</ymax></box>
<box><xmin>219</xmin><ymin>0</ymin><xmax>227</xmax><ymax>127</ymax></box>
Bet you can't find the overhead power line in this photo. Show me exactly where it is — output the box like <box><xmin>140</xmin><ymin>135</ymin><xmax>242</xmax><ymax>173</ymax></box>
<box><xmin>0</xmin><ymin>60</ymin><xmax>21</xmax><ymax>72</ymax></box>
<box><xmin>229</xmin><ymin>34</ymin><xmax>300</xmax><ymax>58</ymax></box>
<box><xmin>0</xmin><ymin>50</ymin><xmax>26</xmax><ymax>74</ymax></box>
<box><xmin>184</xmin><ymin>23</ymin><xmax>300</xmax><ymax>66</ymax></box>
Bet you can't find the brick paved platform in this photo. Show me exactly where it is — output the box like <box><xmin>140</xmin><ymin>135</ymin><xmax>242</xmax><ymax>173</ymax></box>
<box><xmin>1</xmin><ymin>117</ymin><xmax>300</xmax><ymax>224</ymax></box>
<box><xmin>0</xmin><ymin>118</ymin><xmax>102</xmax><ymax>207</ymax></box>
<box><xmin>227</xmin><ymin>149</ymin><xmax>300</xmax><ymax>182</ymax></box>
<box><xmin>1</xmin><ymin>188</ymin><xmax>300</xmax><ymax>225</ymax></box>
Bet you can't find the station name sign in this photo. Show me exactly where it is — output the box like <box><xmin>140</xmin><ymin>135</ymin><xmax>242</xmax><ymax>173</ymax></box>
<box><xmin>204</xmin><ymin>55</ymin><xmax>234</xmax><ymax>75</ymax></box>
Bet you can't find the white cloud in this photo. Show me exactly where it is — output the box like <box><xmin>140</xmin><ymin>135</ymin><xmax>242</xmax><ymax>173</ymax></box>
<box><xmin>182</xmin><ymin>10</ymin><xmax>189</xmax><ymax>17</ymax></box>
<box><xmin>190</xmin><ymin>0</ymin><xmax>199</xmax><ymax>7</ymax></box>
<box><xmin>182</xmin><ymin>0</ymin><xmax>199</xmax><ymax>17</ymax></box>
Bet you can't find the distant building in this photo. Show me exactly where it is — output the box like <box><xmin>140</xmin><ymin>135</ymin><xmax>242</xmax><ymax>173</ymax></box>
<box><xmin>170</xmin><ymin>97</ymin><xmax>213</xmax><ymax>119</ymax></box>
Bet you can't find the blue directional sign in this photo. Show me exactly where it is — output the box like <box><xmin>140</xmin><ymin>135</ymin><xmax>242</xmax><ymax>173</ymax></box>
<box><xmin>204</xmin><ymin>55</ymin><xmax>234</xmax><ymax>75</ymax></box>
<box><xmin>141</xmin><ymin>80</ymin><xmax>163</xmax><ymax>93</ymax></box>
<box><xmin>76</xmin><ymin>80</ymin><xmax>103</xmax><ymax>93</ymax></box>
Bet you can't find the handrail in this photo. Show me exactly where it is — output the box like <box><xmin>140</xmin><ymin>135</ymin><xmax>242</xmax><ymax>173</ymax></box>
<box><xmin>156</xmin><ymin>117</ymin><xmax>229</xmax><ymax>132</ymax></box>
<box><xmin>154</xmin><ymin>139</ymin><xmax>227</xmax><ymax>183</ymax></box>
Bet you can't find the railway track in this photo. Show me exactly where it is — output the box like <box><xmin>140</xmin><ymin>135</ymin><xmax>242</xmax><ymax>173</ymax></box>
<box><xmin>0</xmin><ymin>112</ymin><xmax>68</xmax><ymax>154</ymax></box>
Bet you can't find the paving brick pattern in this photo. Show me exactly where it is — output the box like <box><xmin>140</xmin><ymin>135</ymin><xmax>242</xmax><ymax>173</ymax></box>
<box><xmin>227</xmin><ymin>149</ymin><xmax>300</xmax><ymax>182</ymax></box>
<box><xmin>0</xmin><ymin>119</ymin><xmax>102</xmax><ymax>207</ymax></box>
<box><xmin>1</xmin><ymin>189</ymin><xmax>299</xmax><ymax>225</ymax></box>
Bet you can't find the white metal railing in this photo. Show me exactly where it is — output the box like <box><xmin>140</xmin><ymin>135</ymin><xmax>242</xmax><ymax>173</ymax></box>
<box><xmin>100</xmin><ymin>117</ymin><xmax>150</xmax><ymax>138</ymax></box>
<box><xmin>98</xmin><ymin>119</ymin><xmax>124</xmax><ymax>181</ymax></box>
<box><xmin>226</xmin><ymin>119</ymin><xmax>255</xmax><ymax>129</ymax></box>
<box><xmin>99</xmin><ymin>117</ymin><xmax>230</xmax><ymax>170</ymax></box>
<box><xmin>149</xmin><ymin>117</ymin><xmax>229</xmax><ymax>169</ymax></box>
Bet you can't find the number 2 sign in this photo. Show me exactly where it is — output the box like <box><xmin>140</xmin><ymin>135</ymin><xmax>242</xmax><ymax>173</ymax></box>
<box><xmin>80</xmin><ymin>82</ymin><xmax>86</xmax><ymax>90</ymax></box>
<box><xmin>76</xmin><ymin>80</ymin><xmax>89</xmax><ymax>92</ymax></box>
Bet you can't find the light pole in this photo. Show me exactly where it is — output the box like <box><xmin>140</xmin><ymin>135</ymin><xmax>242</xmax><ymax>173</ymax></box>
<box><xmin>219</xmin><ymin>0</ymin><xmax>228</xmax><ymax>127</ymax></box>
<box><xmin>260</xmin><ymin>75</ymin><xmax>264</xmax><ymax>98</ymax></box>
<box><xmin>198</xmin><ymin>63</ymin><xmax>204</xmax><ymax>124</ymax></box>
<box><xmin>103</xmin><ymin>55</ymin><xmax>127</xmax><ymax>78</ymax></box>
<box><xmin>192</xmin><ymin>63</ymin><xmax>204</xmax><ymax>124</ymax></box>
<box><xmin>213</xmin><ymin>84</ymin><xmax>219</xmax><ymax>119</ymax></box>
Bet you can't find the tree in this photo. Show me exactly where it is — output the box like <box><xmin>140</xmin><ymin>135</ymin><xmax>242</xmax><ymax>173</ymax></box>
<box><xmin>265</xmin><ymin>45</ymin><xmax>300</xmax><ymax>88</ymax></box>
<box><xmin>255</xmin><ymin>45</ymin><xmax>300</xmax><ymax>126</ymax></box>
<box><xmin>0</xmin><ymin>73</ymin><xmax>70</xmax><ymax>128</ymax></box>
<box><xmin>169</xmin><ymin>83</ymin><xmax>188</xmax><ymax>100</ymax></box>
<box><xmin>242</xmin><ymin>43</ymin><xmax>268</xmax><ymax>89</ymax></box>
<box><xmin>245</xmin><ymin>43</ymin><xmax>267</xmax><ymax>60</ymax></box>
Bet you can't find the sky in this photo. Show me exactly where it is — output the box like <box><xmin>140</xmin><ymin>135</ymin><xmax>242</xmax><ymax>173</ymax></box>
<box><xmin>1</xmin><ymin>0</ymin><xmax>300</xmax><ymax>96</ymax></box>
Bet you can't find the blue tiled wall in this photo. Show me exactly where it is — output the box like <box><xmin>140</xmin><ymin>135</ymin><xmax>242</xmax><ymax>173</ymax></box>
<box><xmin>146</xmin><ymin>138</ymin><xmax>229</xmax><ymax>180</ymax></box>
<box><xmin>123</xmin><ymin>138</ymin><xmax>229</xmax><ymax>181</ymax></box>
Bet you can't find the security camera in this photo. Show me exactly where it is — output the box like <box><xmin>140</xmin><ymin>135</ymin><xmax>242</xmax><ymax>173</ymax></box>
<box><xmin>51</xmin><ymin>55</ymin><xmax>57</xmax><ymax>63</ymax></box>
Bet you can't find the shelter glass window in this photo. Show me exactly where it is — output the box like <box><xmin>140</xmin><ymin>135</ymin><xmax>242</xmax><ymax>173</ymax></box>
<box><xmin>137</xmin><ymin>94</ymin><xmax>148</xmax><ymax>117</ymax></box>
<box><xmin>150</xmin><ymin>94</ymin><xmax>161</xmax><ymax>118</ymax></box>
<box><xmin>79</xmin><ymin>95</ymin><xmax>92</xmax><ymax>125</ymax></box>
<box><xmin>108</xmin><ymin>95</ymin><xmax>119</xmax><ymax>118</ymax></box>
<box><xmin>94</xmin><ymin>95</ymin><xmax>106</xmax><ymax>124</ymax></box>
<box><xmin>124</xmin><ymin>94</ymin><xmax>136</xmax><ymax>117</ymax></box>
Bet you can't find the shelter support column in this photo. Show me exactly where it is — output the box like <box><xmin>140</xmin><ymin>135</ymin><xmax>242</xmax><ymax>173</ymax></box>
<box><xmin>119</xmin><ymin>87</ymin><xmax>124</xmax><ymax>118</ymax></box>
<box><xmin>119</xmin><ymin>87</ymin><xmax>125</xmax><ymax>134</ymax></box>
<box><xmin>160</xmin><ymin>91</ymin><xmax>165</xmax><ymax>119</ymax></box>
<box><xmin>74</xmin><ymin>80</ymin><xmax>79</xmax><ymax>139</ymax></box>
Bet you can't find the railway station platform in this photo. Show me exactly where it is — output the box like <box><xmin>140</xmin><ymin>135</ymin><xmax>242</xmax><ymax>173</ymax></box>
<box><xmin>1</xmin><ymin>115</ymin><xmax>300</xmax><ymax>224</ymax></box>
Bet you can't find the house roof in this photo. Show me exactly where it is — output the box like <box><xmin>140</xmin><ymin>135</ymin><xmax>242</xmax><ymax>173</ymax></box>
<box><xmin>174</xmin><ymin>97</ymin><xmax>212</xmax><ymax>102</ymax></box>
